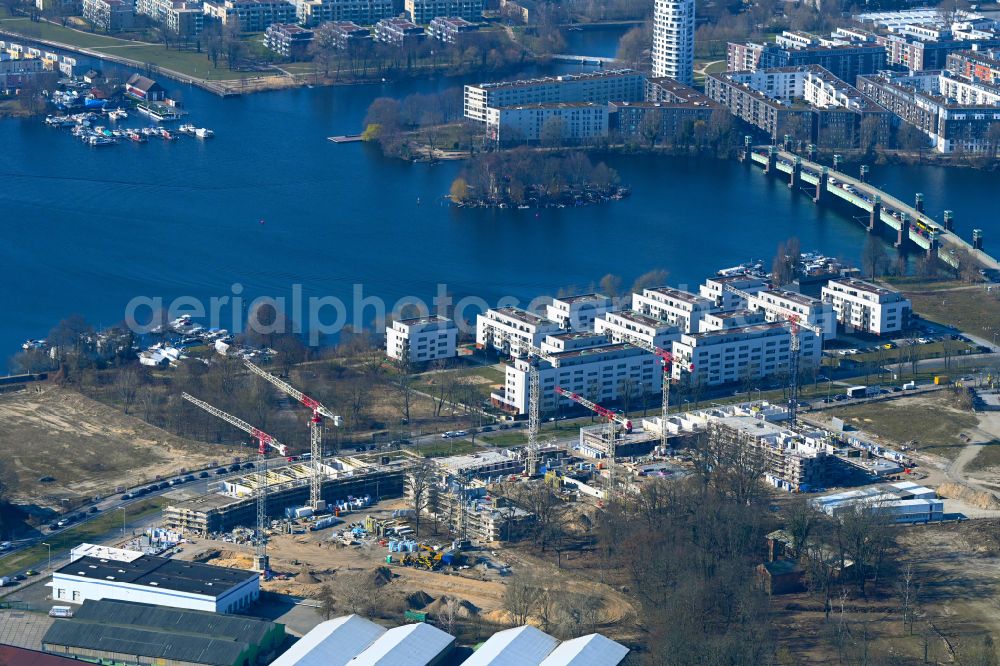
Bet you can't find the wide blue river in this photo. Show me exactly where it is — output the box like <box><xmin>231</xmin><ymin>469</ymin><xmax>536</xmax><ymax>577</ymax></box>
<box><xmin>0</xmin><ymin>27</ymin><xmax>997</xmax><ymax>364</ymax></box>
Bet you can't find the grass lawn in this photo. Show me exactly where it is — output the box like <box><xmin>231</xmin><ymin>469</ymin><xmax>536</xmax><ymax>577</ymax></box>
<box><xmin>967</xmin><ymin>441</ymin><xmax>1000</xmax><ymax>472</ymax></box>
<box><xmin>0</xmin><ymin>498</ymin><xmax>164</xmax><ymax>578</ymax></box>
<box><xmin>885</xmin><ymin>278</ymin><xmax>1000</xmax><ymax>343</ymax></box>
<box><xmin>416</xmin><ymin>439</ymin><xmax>479</xmax><ymax>457</ymax></box>
<box><xmin>821</xmin><ymin>394</ymin><xmax>979</xmax><ymax>459</ymax></box>
<box><xmin>0</xmin><ymin>14</ymin><xmax>126</xmax><ymax>48</ymax></box>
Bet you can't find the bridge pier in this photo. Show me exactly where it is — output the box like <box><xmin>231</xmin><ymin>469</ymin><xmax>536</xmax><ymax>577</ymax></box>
<box><xmin>814</xmin><ymin>167</ymin><xmax>828</xmax><ymax>203</ymax></box>
<box><xmin>789</xmin><ymin>157</ymin><xmax>801</xmax><ymax>189</ymax></box>
<box><xmin>869</xmin><ymin>196</ymin><xmax>881</xmax><ymax>232</ymax></box>
<box><xmin>807</xmin><ymin>144</ymin><xmax>817</xmax><ymax>162</ymax></box>
<box><xmin>944</xmin><ymin>210</ymin><xmax>954</xmax><ymax>231</ymax></box>
<box><xmin>974</xmin><ymin>229</ymin><xmax>984</xmax><ymax>251</ymax></box>
<box><xmin>833</xmin><ymin>154</ymin><xmax>842</xmax><ymax>171</ymax></box>
<box><xmin>896</xmin><ymin>212</ymin><xmax>909</xmax><ymax>248</ymax></box>
<box><xmin>739</xmin><ymin>136</ymin><xmax>753</xmax><ymax>164</ymax></box>
<box><xmin>915</xmin><ymin>193</ymin><xmax>924</xmax><ymax>213</ymax></box>
<box><xmin>860</xmin><ymin>165</ymin><xmax>869</xmax><ymax>183</ymax></box>
<box><xmin>765</xmin><ymin>146</ymin><xmax>777</xmax><ymax>174</ymax></box>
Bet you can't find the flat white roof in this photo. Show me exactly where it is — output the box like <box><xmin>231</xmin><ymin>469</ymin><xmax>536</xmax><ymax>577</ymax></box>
<box><xmin>463</xmin><ymin>625</ymin><xmax>560</xmax><ymax>666</ymax></box>
<box><xmin>272</xmin><ymin>615</ymin><xmax>386</xmax><ymax>666</ymax></box>
<box><xmin>69</xmin><ymin>543</ymin><xmax>144</xmax><ymax>563</ymax></box>
<box><xmin>349</xmin><ymin>622</ymin><xmax>454</xmax><ymax>666</ymax></box>
<box><xmin>539</xmin><ymin>634</ymin><xmax>629</xmax><ymax>666</ymax></box>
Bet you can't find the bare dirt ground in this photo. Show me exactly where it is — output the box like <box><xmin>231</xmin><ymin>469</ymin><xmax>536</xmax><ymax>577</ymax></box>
<box><xmin>0</xmin><ymin>386</ymin><xmax>240</xmax><ymax>507</ymax></box>
<box><xmin>177</xmin><ymin>498</ymin><xmax>636</xmax><ymax>639</ymax></box>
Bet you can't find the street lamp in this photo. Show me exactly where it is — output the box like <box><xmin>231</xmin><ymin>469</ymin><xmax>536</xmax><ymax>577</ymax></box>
<box><xmin>41</xmin><ymin>542</ymin><xmax>51</xmax><ymax>573</ymax></box>
<box><xmin>121</xmin><ymin>506</ymin><xmax>126</xmax><ymax>537</ymax></box>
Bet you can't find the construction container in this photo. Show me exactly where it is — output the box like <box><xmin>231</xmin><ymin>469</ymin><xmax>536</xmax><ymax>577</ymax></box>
<box><xmin>934</xmin><ymin>375</ymin><xmax>949</xmax><ymax>385</ymax></box>
<box><xmin>311</xmin><ymin>516</ymin><xmax>337</xmax><ymax>531</ymax></box>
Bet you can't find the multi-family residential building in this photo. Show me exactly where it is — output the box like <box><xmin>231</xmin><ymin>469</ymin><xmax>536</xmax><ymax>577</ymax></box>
<box><xmin>821</xmin><ymin>278</ymin><xmax>911</xmax><ymax>335</ymax></box>
<box><xmin>947</xmin><ymin>49</ymin><xmax>1000</xmax><ymax>85</ymax></box>
<box><xmin>712</xmin><ymin>417</ymin><xmax>828</xmax><ymax>492</ymax></box>
<box><xmin>464</xmin><ymin>69</ymin><xmax>645</xmax><ymax>123</ymax></box>
<box><xmin>747</xmin><ymin>289</ymin><xmax>837</xmax><ymax>341</ymax></box>
<box><xmin>544</xmin><ymin>294</ymin><xmax>616</xmax><ymax>331</ymax></box>
<box><xmin>321</xmin><ymin>20</ymin><xmax>371</xmax><ymax>48</ymax></box>
<box><xmin>705</xmin><ymin>66</ymin><xmax>894</xmax><ymax>148</ymax></box>
<box><xmin>857</xmin><ymin>69</ymin><xmax>1000</xmax><ymax>153</ymax></box>
<box><xmin>631</xmin><ymin>286</ymin><xmax>716</xmax><ymax>334</ymax></box>
<box><xmin>670</xmin><ymin>322</ymin><xmax>820</xmax><ymax>386</ymax></box>
<box><xmin>610</xmin><ymin>77</ymin><xmax>722</xmax><ymax>142</ymax></box>
<box><xmin>295</xmin><ymin>0</ymin><xmax>392</xmax><ymax>26</ymax></box>
<box><xmin>83</xmin><ymin>0</ymin><xmax>134</xmax><ymax>32</ymax></box>
<box><xmin>486</xmin><ymin>102</ymin><xmax>609</xmax><ymax>144</ymax></box>
<box><xmin>426</xmin><ymin>16</ymin><xmax>477</xmax><ymax>43</ymax></box>
<box><xmin>404</xmin><ymin>0</ymin><xmax>482</xmax><ymax>23</ymax></box>
<box><xmin>699</xmin><ymin>274</ymin><xmax>769</xmax><ymax>309</ymax></box>
<box><xmin>373</xmin><ymin>17</ymin><xmax>424</xmax><ymax>45</ymax></box>
<box><xmin>652</xmin><ymin>0</ymin><xmax>694</xmax><ymax>85</ymax></box>
<box><xmin>593</xmin><ymin>310</ymin><xmax>681</xmax><ymax>350</ymax></box>
<box><xmin>35</xmin><ymin>0</ymin><xmax>82</xmax><ymax>14</ymax></box>
<box><xmin>490</xmin><ymin>334</ymin><xmax>660</xmax><ymax>414</ymax></box>
<box><xmin>265</xmin><ymin>23</ymin><xmax>313</xmax><ymax>59</ymax></box>
<box><xmin>0</xmin><ymin>55</ymin><xmax>45</xmax><ymax>90</ymax></box>
<box><xmin>726</xmin><ymin>37</ymin><xmax>886</xmax><ymax>83</ymax></box>
<box><xmin>697</xmin><ymin>308</ymin><xmax>767</xmax><ymax>333</ymax></box>
<box><xmin>203</xmin><ymin>0</ymin><xmax>295</xmax><ymax>32</ymax></box>
<box><xmin>476</xmin><ymin>306</ymin><xmax>563</xmax><ymax>356</ymax></box>
<box><xmin>385</xmin><ymin>315</ymin><xmax>458</xmax><ymax>364</ymax></box>
<box><xmin>136</xmin><ymin>0</ymin><xmax>204</xmax><ymax>36</ymax></box>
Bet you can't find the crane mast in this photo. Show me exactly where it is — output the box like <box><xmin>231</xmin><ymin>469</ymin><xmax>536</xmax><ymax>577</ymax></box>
<box><xmin>520</xmin><ymin>341</ymin><xmax>557</xmax><ymax>477</ymax></box>
<box><xmin>243</xmin><ymin>360</ymin><xmax>342</xmax><ymax>510</ymax></box>
<box><xmin>182</xmin><ymin>392</ymin><xmax>285</xmax><ymax>573</ymax></box>
<box><xmin>554</xmin><ymin>386</ymin><xmax>632</xmax><ymax>490</ymax></box>
<box><xmin>614</xmin><ymin>336</ymin><xmax>684</xmax><ymax>452</ymax></box>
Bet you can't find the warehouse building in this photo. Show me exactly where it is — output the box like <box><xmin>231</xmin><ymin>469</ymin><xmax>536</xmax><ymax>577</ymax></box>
<box><xmin>42</xmin><ymin>599</ymin><xmax>284</xmax><ymax>666</ymax></box>
<box><xmin>811</xmin><ymin>482</ymin><xmax>943</xmax><ymax>523</ymax></box>
<box><xmin>50</xmin><ymin>552</ymin><xmax>260</xmax><ymax>613</ymax></box>
<box><xmin>821</xmin><ymin>278</ymin><xmax>911</xmax><ymax>335</ymax></box>
<box><xmin>466</xmin><ymin>626</ymin><xmax>628</xmax><ymax>666</ymax></box>
<box><xmin>271</xmin><ymin>614</ymin><xmax>386</xmax><ymax>666</ymax></box>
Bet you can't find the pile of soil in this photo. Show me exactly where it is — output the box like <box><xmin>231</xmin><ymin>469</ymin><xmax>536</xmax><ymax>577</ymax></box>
<box><xmin>407</xmin><ymin>590</ymin><xmax>435</xmax><ymax>609</ymax></box>
<box><xmin>370</xmin><ymin>566</ymin><xmax>393</xmax><ymax>587</ymax></box>
<box><xmin>427</xmin><ymin>595</ymin><xmax>480</xmax><ymax>618</ymax></box>
<box><xmin>938</xmin><ymin>482</ymin><xmax>1000</xmax><ymax>510</ymax></box>
<box><xmin>296</xmin><ymin>568</ymin><xmax>320</xmax><ymax>584</ymax></box>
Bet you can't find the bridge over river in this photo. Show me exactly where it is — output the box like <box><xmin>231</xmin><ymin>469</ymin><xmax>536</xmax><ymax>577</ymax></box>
<box><xmin>741</xmin><ymin>144</ymin><xmax>999</xmax><ymax>273</ymax></box>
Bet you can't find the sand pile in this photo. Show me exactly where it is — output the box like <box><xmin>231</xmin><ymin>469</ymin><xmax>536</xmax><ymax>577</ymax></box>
<box><xmin>938</xmin><ymin>483</ymin><xmax>1000</xmax><ymax>510</ymax></box>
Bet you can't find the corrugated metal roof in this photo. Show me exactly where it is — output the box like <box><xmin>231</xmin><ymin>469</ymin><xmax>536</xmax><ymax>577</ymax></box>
<box><xmin>42</xmin><ymin>622</ymin><xmax>250</xmax><ymax>666</ymax></box>
<box><xmin>348</xmin><ymin>622</ymin><xmax>455</xmax><ymax>666</ymax></box>
<box><xmin>462</xmin><ymin>625</ymin><xmax>560</xmax><ymax>666</ymax></box>
<box><xmin>41</xmin><ymin>599</ymin><xmax>281</xmax><ymax>666</ymax></box>
<box><xmin>538</xmin><ymin>634</ymin><xmax>629</xmax><ymax>666</ymax></box>
<box><xmin>271</xmin><ymin>615</ymin><xmax>386</xmax><ymax>666</ymax></box>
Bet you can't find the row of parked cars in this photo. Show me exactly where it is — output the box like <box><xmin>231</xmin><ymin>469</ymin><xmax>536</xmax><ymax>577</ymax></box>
<box><xmin>121</xmin><ymin>473</ymin><xmax>197</xmax><ymax>500</ymax></box>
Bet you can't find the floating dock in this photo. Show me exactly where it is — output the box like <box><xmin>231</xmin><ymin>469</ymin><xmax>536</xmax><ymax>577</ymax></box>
<box><xmin>328</xmin><ymin>134</ymin><xmax>363</xmax><ymax>143</ymax></box>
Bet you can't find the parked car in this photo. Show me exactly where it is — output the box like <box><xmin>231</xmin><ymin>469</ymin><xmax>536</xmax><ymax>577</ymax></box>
<box><xmin>242</xmin><ymin>462</ymin><xmax>255</xmax><ymax>469</ymax></box>
<box><xmin>199</xmin><ymin>471</ymin><xmax>210</xmax><ymax>478</ymax></box>
<box><xmin>88</xmin><ymin>506</ymin><xmax>99</xmax><ymax>514</ymax></box>
<box><xmin>215</xmin><ymin>468</ymin><xmax>227</xmax><ymax>475</ymax></box>
<box><xmin>229</xmin><ymin>463</ymin><xmax>242</xmax><ymax>472</ymax></box>
<box><xmin>184</xmin><ymin>475</ymin><xmax>196</xmax><ymax>482</ymax></box>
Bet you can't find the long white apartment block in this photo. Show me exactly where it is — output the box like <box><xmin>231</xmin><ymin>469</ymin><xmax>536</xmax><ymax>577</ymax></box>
<box><xmin>699</xmin><ymin>274</ymin><xmax>769</xmax><ymax>309</ymax></box>
<box><xmin>632</xmin><ymin>286</ymin><xmax>716</xmax><ymax>333</ymax></box>
<box><xmin>748</xmin><ymin>288</ymin><xmax>837</xmax><ymax>341</ymax></box>
<box><xmin>490</xmin><ymin>334</ymin><xmax>660</xmax><ymax>415</ymax></box>
<box><xmin>385</xmin><ymin>315</ymin><xmax>457</xmax><ymax>364</ymax></box>
<box><xmin>545</xmin><ymin>293</ymin><xmax>616</xmax><ymax>331</ymax></box>
<box><xmin>463</xmin><ymin>69</ymin><xmax>645</xmax><ymax>122</ymax></box>
<box><xmin>670</xmin><ymin>322</ymin><xmax>820</xmax><ymax>387</ymax></box>
<box><xmin>821</xmin><ymin>278</ymin><xmax>911</xmax><ymax>335</ymax></box>
<box><xmin>476</xmin><ymin>306</ymin><xmax>562</xmax><ymax>356</ymax></box>
<box><xmin>593</xmin><ymin>310</ymin><xmax>681</xmax><ymax>349</ymax></box>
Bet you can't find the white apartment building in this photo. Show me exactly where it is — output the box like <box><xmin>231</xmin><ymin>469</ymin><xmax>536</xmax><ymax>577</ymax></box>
<box><xmin>486</xmin><ymin>102</ymin><xmax>609</xmax><ymax>143</ymax></box>
<box><xmin>748</xmin><ymin>288</ymin><xmax>837</xmax><ymax>341</ymax></box>
<box><xmin>821</xmin><ymin>278</ymin><xmax>911</xmax><ymax>335</ymax></box>
<box><xmin>490</xmin><ymin>336</ymin><xmax>660</xmax><ymax>414</ymax></box>
<box><xmin>670</xmin><ymin>322</ymin><xmax>820</xmax><ymax>387</ymax></box>
<box><xmin>698</xmin><ymin>308</ymin><xmax>766</xmax><ymax>333</ymax></box>
<box><xmin>385</xmin><ymin>315</ymin><xmax>457</xmax><ymax>364</ymax></box>
<box><xmin>632</xmin><ymin>286</ymin><xmax>716</xmax><ymax>334</ymax></box>
<box><xmin>404</xmin><ymin>0</ymin><xmax>482</xmax><ymax>23</ymax></box>
<box><xmin>594</xmin><ymin>310</ymin><xmax>681</xmax><ymax>350</ymax></box>
<box><xmin>464</xmin><ymin>69</ymin><xmax>645</xmax><ymax>123</ymax></box>
<box><xmin>476</xmin><ymin>307</ymin><xmax>562</xmax><ymax>356</ymax></box>
<box><xmin>699</xmin><ymin>274</ymin><xmax>769</xmax><ymax>309</ymax></box>
<box><xmin>652</xmin><ymin>0</ymin><xmax>695</xmax><ymax>84</ymax></box>
<box><xmin>296</xmin><ymin>0</ymin><xmax>392</xmax><ymax>24</ymax></box>
<box><xmin>545</xmin><ymin>293</ymin><xmax>616</xmax><ymax>331</ymax></box>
